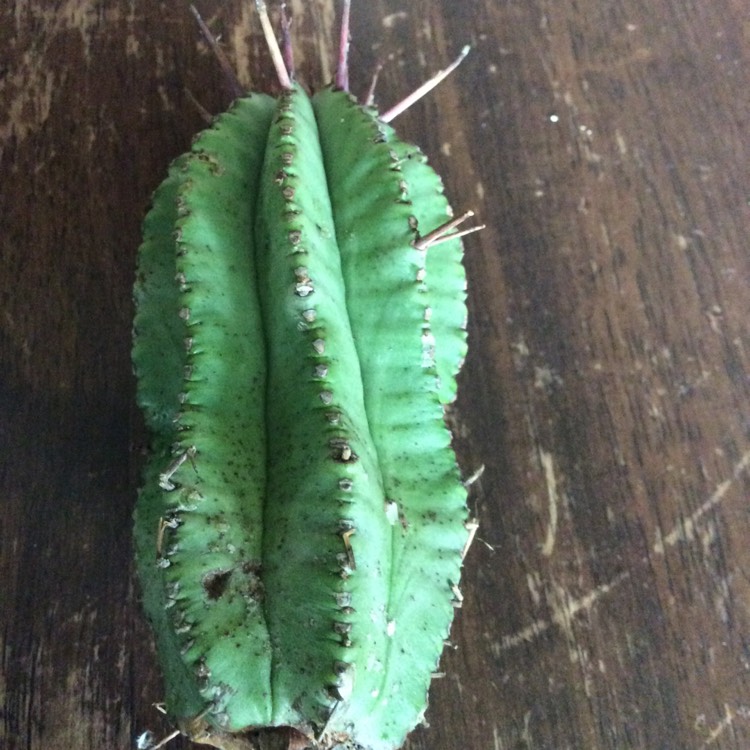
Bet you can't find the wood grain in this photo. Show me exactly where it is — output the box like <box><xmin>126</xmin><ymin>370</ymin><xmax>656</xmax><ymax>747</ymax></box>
<box><xmin>2</xmin><ymin>1</ymin><xmax>749</xmax><ymax>749</ymax></box>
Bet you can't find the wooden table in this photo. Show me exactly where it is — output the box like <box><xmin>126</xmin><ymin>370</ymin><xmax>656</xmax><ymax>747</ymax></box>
<box><xmin>2</xmin><ymin>1</ymin><xmax>749</xmax><ymax>748</ymax></box>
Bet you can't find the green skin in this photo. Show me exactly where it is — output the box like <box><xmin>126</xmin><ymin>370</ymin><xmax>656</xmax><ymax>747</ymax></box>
<box><xmin>133</xmin><ymin>80</ymin><xmax>468</xmax><ymax>750</ymax></box>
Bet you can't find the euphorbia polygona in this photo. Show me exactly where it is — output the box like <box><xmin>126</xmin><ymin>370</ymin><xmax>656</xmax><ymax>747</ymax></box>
<box><xmin>133</xmin><ymin>3</ymin><xmax>479</xmax><ymax>749</ymax></box>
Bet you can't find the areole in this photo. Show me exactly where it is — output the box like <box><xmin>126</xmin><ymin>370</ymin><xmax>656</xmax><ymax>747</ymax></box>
<box><xmin>132</xmin><ymin>3</ymin><xmax>480</xmax><ymax>749</ymax></box>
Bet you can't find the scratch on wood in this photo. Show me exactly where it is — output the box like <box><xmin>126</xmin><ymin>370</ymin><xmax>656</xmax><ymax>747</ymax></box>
<box><xmin>227</xmin><ymin>2</ymin><xmax>255</xmax><ymax>89</ymax></box>
<box><xmin>654</xmin><ymin>450</ymin><xmax>750</xmax><ymax>555</ymax></box>
<box><xmin>700</xmin><ymin>703</ymin><xmax>735</xmax><ymax>747</ymax></box>
<box><xmin>539</xmin><ymin>448</ymin><xmax>558</xmax><ymax>557</ymax></box>
<box><xmin>382</xmin><ymin>12</ymin><xmax>408</xmax><ymax>29</ymax></box>
<box><xmin>492</xmin><ymin>724</ymin><xmax>505</xmax><ymax>750</ymax></box>
<box><xmin>521</xmin><ymin>710</ymin><xmax>533</xmax><ymax>747</ymax></box>
<box><xmin>289</xmin><ymin>0</ymin><xmax>336</xmax><ymax>84</ymax></box>
<box><xmin>4</xmin><ymin>1</ymin><xmax>135</xmax><ymax>144</ymax></box>
<box><xmin>494</xmin><ymin>572</ymin><xmax>630</xmax><ymax>652</ymax></box>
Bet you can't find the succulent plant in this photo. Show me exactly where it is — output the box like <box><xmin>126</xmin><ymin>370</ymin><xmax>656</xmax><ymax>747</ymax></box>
<box><xmin>133</xmin><ymin>4</ymin><xmax>477</xmax><ymax>749</ymax></box>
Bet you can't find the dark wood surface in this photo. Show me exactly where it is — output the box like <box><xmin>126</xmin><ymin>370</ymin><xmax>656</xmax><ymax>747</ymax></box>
<box><xmin>2</xmin><ymin>1</ymin><xmax>749</xmax><ymax>748</ymax></box>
